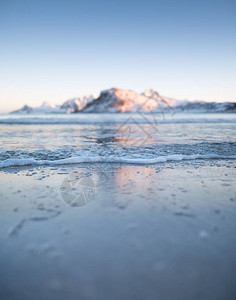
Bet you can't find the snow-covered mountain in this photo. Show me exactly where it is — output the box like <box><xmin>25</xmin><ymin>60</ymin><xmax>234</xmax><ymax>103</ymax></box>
<box><xmin>174</xmin><ymin>100</ymin><xmax>236</xmax><ymax>113</ymax></box>
<box><xmin>11</xmin><ymin>102</ymin><xmax>62</xmax><ymax>114</ymax></box>
<box><xmin>83</xmin><ymin>88</ymin><xmax>236</xmax><ymax>113</ymax></box>
<box><xmin>12</xmin><ymin>105</ymin><xmax>33</xmax><ymax>114</ymax></box>
<box><xmin>11</xmin><ymin>94</ymin><xmax>97</xmax><ymax>114</ymax></box>
<box><xmin>83</xmin><ymin>88</ymin><xmax>178</xmax><ymax>113</ymax></box>
<box><xmin>10</xmin><ymin>88</ymin><xmax>236</xmax><ymax>114</ymax></box>
<box><xmin>60</xmin><ymin>95</ymin><xmax>97</xmax><ymax>113</ymax></box>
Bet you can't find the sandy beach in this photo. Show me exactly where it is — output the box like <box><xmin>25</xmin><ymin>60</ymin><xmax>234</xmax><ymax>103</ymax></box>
<box><xmin>0</xmin><ymin>159</ymin><xmax>236</xmax><ymax>300</ymax></box>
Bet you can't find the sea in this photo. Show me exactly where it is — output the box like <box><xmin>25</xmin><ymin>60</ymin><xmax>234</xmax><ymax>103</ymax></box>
<box><xmin>0</xmin><ymin>113</ymin><xmax>236</xmax><ymax>168</ymax></box>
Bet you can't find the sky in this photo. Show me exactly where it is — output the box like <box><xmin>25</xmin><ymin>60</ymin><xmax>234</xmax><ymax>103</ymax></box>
<box><xmin>0</xmin><ymin>0</ymin><xmax>236</xmax><ymax>113</ymax></box>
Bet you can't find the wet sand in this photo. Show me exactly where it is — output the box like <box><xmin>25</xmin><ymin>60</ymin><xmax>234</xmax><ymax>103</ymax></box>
<box><xmin>0</xmin><ymin>160</ymin><xmax>236</xmax><ymax>300</ymax></box>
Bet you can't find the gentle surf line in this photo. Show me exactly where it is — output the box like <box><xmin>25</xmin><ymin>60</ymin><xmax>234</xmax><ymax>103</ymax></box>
<box><xmin>1</xmin><ymin>154</ymin><xmax>236</xmax><ymax>168</ymax></box>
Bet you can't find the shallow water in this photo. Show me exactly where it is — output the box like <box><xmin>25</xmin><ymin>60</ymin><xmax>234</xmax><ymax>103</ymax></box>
<box><xmin>0</xmin><ymin>113</ymin><xmax>236</xmax><ymax>167</ymax></box>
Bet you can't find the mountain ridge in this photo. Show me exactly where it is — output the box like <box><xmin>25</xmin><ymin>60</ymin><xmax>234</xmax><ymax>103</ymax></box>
<box><xmin>10</xmin><ymin>88</ymin><xmax>236</xmax><ymax>114</ymax></box>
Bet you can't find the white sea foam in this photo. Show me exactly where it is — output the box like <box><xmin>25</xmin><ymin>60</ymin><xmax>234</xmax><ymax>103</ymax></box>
<box><xmin>1</xmin><ymin>154</ymin><xmax>236</xmax><ymax>168</ymax></box>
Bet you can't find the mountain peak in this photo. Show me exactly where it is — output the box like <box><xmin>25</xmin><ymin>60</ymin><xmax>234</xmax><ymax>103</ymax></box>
<box><xmin>41</xmin><ymin>101</ymin><xmax>55</xmax><ymax>108</ymax></box>
<box><xmin>142</xmin><ymin>88</ymin><xmax>160</xmax><ymax>98</ymax></box>
<box><xmin>11</xmin><ymin>104</ymin><xmax>33</xmax><ymax>114</ymax></box>
<box><xmin>83</xmin><ymin>87</ymin><xmax>166</xmax><ymax>113</ymax></box>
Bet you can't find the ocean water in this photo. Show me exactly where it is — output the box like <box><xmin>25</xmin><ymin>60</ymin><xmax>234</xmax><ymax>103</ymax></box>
<box><xmin>0</xmin><ymin>113</ymin><xmax>236</xmax><ymax>168</ymax></box>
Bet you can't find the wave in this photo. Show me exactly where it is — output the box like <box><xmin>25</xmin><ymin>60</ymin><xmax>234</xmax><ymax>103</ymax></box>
<box><xmin>1</xmin><ymin>154</ymin><xmax>236</xmax><ymax>168</ymax></box>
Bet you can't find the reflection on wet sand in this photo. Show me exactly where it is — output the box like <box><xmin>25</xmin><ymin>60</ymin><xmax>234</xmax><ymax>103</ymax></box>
<box><xmin>112</xmin><ymin>166</ymin><xmax>157</xmax><ymax>194</ymax></box>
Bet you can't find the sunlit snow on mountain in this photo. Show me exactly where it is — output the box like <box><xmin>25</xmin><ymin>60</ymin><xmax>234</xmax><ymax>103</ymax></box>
<box><xmin>11</xmin><ymin>88</ymin><xmax>236</xmax><ymax>114</ymax></box>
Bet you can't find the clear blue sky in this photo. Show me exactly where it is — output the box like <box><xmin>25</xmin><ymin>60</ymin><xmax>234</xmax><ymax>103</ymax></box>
<box><xmin>0</xmin><ymin>0</ymin><xmax>235</xmax><ymax>112</ymax></box>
